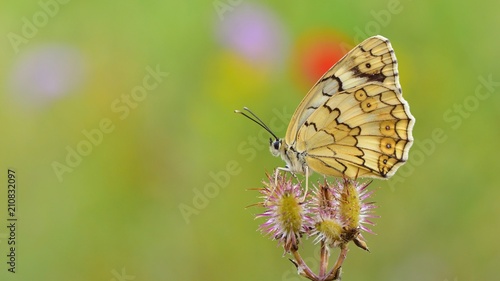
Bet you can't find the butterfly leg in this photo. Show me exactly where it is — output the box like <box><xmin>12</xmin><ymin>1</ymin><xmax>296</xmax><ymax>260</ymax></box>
<box><xmin>274</xmin><ymin>166</ymin><xmax>288</xmax><ymax>184</ymax></box>
<box><xmin>265</xmin><ymin>167</ymin><xmax>292</xmax><ymax>204</ymax></box>
<box><xmin>273</xmin><ymin>166</ymin><xmax>308</xmax><ymax>202</ymax></box>
<box><xmin>269</xmin><ymin>167</ymin><xmax>308</xmax><ymax>202</ymax></box>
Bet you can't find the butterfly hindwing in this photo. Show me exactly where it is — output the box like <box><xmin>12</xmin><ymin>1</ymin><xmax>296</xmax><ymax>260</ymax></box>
<box><xmin>297</xmin><ymin>83</ymin><xmax>414</xmax><ymax>179</ymax></box>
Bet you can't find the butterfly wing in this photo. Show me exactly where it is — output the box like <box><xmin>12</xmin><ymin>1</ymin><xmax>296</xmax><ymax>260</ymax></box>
<box><xmin>296</xmin><ymin>83</ymin><xmax>414</xmax><ymax>178</ymax></box>
<box><xmin>285</xmin><ymin>35</ymin><xmax>401</xmax><ymax>146</ymax></box>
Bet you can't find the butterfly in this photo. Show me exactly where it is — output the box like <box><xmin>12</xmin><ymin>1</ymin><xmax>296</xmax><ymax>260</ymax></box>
<box><xmin>236</xmin><ymin>35</ymin><xmax>415</xmax><ymax>184</ymax></box>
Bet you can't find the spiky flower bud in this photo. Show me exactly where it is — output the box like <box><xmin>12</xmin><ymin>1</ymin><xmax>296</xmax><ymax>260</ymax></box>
<box><xmin>310</xmin><ymin>178</ymin><xmax>377</xmax><ymax>250</ymax></box>
<box><xmin>256</xmin><ymin>173</ymin><xmax>314</xmax><ymax>252</ymax></box>
<box><xmin>253</xmin><ymin>172</ymin><xmax>379</xmax><ymax>281</ymax></box>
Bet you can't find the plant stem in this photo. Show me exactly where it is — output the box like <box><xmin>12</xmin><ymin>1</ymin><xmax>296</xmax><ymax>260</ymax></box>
<box><xmin>319</xmin><ymin>240</ymin><xmax>329</xmax><ymax>277</ymax></box>
<box><xmin>291</xmin><ymin>249</ymin><xmax>318</xmax><ymax>280</ymax></box>
<box><xmin>326</xmin><ymin>245</ymin><xmax>348</xmax><ymax>281</ymax></box>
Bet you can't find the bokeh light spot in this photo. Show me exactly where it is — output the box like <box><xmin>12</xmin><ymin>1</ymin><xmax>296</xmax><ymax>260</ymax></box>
<box><xmin>215</xmin><ymin>3</ymin><xmax>288</xmax><ymax>68</ymax></box>
<box><xmin>9</xmin><ymin>44</ymin><xmax>86</xmax><ymax>107</ymax></box>
<box><xmin>291</xmin><ymin>30</ymin><xmax>352</xmax><ymax>92</ymax></box>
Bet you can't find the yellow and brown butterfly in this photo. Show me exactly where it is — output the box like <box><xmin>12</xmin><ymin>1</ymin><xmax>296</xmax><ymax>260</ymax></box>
<box><xmin>236</xmin><ymin>35</ymin><xmax>415</xmax><ymax>187</ymax></box>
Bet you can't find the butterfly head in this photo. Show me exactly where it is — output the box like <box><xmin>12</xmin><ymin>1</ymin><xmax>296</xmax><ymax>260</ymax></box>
<box><xmin>235</xmin><ymin>107</ymin><xmax>305</xmax><ymax>174</ymax></box>
<box><xmin>236</xmin><ymin>107</ymin><xmax>301</xmax><ymax>171</ymax></box>
<box><xmin>269</xmin><ymin>138</ymin><xmax>283</xmax><ymax>157</ymax></box>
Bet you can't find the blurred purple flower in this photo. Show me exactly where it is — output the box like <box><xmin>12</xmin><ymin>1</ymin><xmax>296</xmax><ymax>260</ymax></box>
<box><xmin>9</xmin><ymin>44</ymin><xmax>86</xmax><ymax>107</ymax></box>
<box><xmin>215</xmin><ymin>4</ymin><xmax>288</xmax><ymax>67</ymax></box>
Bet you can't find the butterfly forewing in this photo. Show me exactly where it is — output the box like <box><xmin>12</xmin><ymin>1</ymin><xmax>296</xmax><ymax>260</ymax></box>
<box><xmin>285</xmin><ymin>35</ymin><xmax>414</xmax><ymax>179</ymax></box>
<box><xmin>285</xmin><ymin>35</ymin><xmax>401</xmax><ymax>146</ymax></box>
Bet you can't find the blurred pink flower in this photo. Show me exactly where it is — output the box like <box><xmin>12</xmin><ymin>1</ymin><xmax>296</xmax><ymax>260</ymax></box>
<box><xmin>9</xmin><ymin>44</ymin><xmax>86</xmax><ymax>107</ymax></box>
<box><xmin>215</xmin><ymin>4</ymin><xmax>288</xmax><ymax>67</ymax></box>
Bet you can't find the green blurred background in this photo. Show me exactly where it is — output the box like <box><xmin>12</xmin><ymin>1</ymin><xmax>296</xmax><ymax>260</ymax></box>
<box><xmin>1</xmin><ymin>1</ymin><xmax>499</xmax><ymax>280</ymax></box>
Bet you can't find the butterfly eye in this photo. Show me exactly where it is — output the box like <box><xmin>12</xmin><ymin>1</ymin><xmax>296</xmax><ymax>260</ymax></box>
<box><xmin>273</xmin><ymin>140</ymin><xmax>280</xmax><ymax>150</ymax></box>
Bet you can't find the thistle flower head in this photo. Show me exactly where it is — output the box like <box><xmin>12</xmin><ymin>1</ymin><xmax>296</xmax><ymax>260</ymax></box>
<box><xmin>256</xmin><ymin>172</ymin><xmax>314</xmax><ymax>252</ymax></box>
<box><xmin>310</xmin><ymin>178</ymin><xmax>377</xmax><ymax>250</ymax></box>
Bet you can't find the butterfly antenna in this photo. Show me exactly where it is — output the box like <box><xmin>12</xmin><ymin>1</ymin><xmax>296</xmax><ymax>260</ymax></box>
<box><xmin>234</xmin><ymin>107</ymin><xmax>279</xmax><ymax>140</ymax></box>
